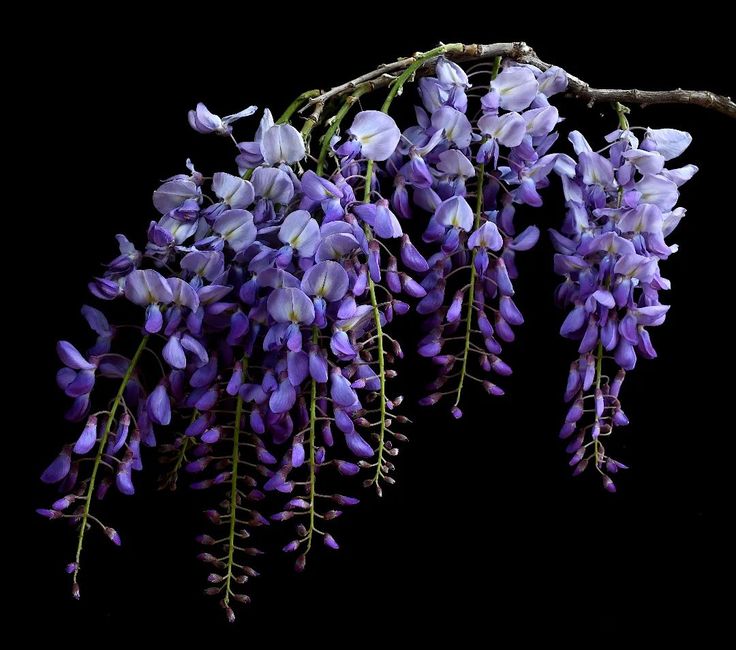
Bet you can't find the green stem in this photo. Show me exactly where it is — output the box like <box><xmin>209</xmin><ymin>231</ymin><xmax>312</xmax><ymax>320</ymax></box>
<box><xmin>593</xmin><ymin>340</ymin><xmax>604</xmax><ymax>462</ymax></box>
<box><xmin>223</xmin><ymin>359</ymin><xmax>246</xmax><ymax>606</ymax></box>
<box><xmin>363</xmin><ymin>48</ymin><xmax>452</xmax><ymax>484</ymax></box>
<box><xmin>368</xmin><ymin>276</ymin><xmax>387</xmax><ymax>486</ymax></box>
<box><xmin>305</xmin><ymin>327</ymin><xmax>319</xmax><ymax>552</ymax></box>
<box><xmin>490</xmin><ymin>55</ymin><xmax>502</xmax><ymax>80</ymax></box>
<box><xmin>73</xmin><ymin>335</ymin><xmax>149</xmax><ymax>589</ymax></box>
<box><xmin>614</xmin><ymin>102</ymin><xmax>630</xmax><ymax>130</ymax></box>
<box><xmin>277</xmin><ymin>89</ymin><xmax>321</xmax><ymax>125</ymax></box>
<box><xmin>454</xmin><ymin>157</ymin><xmax>485</xmax><ymax>408</ymax></box>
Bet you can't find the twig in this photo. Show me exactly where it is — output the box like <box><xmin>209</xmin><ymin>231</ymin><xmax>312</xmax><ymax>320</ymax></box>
<box><xmin>300</xmin><ymin>41</ymin><xmax>735</xmax><ymax>119</ymax></box>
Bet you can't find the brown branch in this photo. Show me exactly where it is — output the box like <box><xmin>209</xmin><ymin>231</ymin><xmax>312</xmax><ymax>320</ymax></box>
<box><xmin>301</xmin><ymin>41</ymin><xmax>736</xmax><ymax>120</ymax></box>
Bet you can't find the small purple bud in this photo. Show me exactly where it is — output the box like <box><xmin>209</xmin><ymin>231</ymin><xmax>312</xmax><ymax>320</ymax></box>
<box><xmin>602</xmin><ymin>476</ymin><xmax>617</xmax><ymax>493</ymax></box>
<box><xmin>612</xmin><ymin>409</ymin><xmax>630</xmax><ymax>426</ymax></box>
<box><xmin>52</xmin><ymin>496</ymin><xmax>74</xmax><ymax>511</ymax></box>
<box><xmin>482</xmin><ymin>381</ymin><xmax>505</xmax><ymax>397</ymax></box>
<box><xmin>565</xmin><ymin>399</ymin><xmax>584</xmax><ymax>423</ymax></box>
<box><xmin>610</xmin><ymin>369</ymin><xmax>626</xmax><ymax>398</ymax></box>
<box><xmin>36</xmin><ymin>508</ymin><xmax>62</xmax><ymax>520</ymax></box>
<box><xmin>41</xmin><ymin>446</ymin><xmax>72</xmax><ymax>484</ymax></box>
<box><xmin>323</xmin><ymin>510</ymin><xmax>343</xmax><ymax>520</ymax></box>
<box><xmin>335</xmin><ymin>460</ymin><xmax>361</xmax><ymax>476</ymax></box>
<box><xmin>571</xmin><ymin>458</ymin><xmax>589</xmax><ymax>476</ymax></box>
<box><xmin>323</xmin><ymin>533</ymin><xmax>340</xmax><ymax>550</ymax></box>
<box><xmin>569</xmin><ymin>447</ymin><xmax>585</xmax><ymax>466</ymax></box>
<box><xmin>400</xmin><ymin>235</ymin><xmax>429</xmax><ymax>271</ymax></box>
<box><xmin>490</xmin><ymin>356</ymin><xmax>512</xmax><ymax>376</ymax></box>
<box><xmin>594</xmin><ymin>389</ymin><xmax>604</xmax><ymax>418</ymax></box>
<box><xmin>104</xmin><ymin>527</ymin><xmax>122</xmax><ymax>546</ymax></box>
<box><xmin>332</xmin><ymin>494</ymin><xmax>359</xmax><ymax>506</ymax></box>
<box><xmin>400</xmin><ymin>273</ymin><xmax>427</xmax><ymax>298</ymax></box>
<box><xmin>446</xmin><ymin>291</ymin><xmax>464</xmax><ymax>323</ymax></box>
<box><xmin>74</xmin><ymin>416</ymin><xmax>98</xmax><ymax>455</ymax></box>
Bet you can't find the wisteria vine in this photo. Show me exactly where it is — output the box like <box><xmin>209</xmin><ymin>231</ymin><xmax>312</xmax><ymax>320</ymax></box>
<box><xmin>38</xmin><ymin>41</ymin><xmax>733</xmax><ymax>621</ymax></box>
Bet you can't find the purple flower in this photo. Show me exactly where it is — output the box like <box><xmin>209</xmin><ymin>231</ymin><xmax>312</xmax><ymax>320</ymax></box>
<box><xmin>348</xmin><ymin>111</ymin><xmax>401</xmax><ymax>161</ymax></box>
<box><xmin>261</xmin><ymin>124</ymin><xmax>306</xmax><ymax>165</ymax></box>
<box><xmin>124</xmin><ymin>270</ymin><xmax>174</xmax><ymax>333</ymax></box>
<box><xmin>188</xmin><ymin>102</ymin><xmax>257</xmax><ymax>135</ymax></box>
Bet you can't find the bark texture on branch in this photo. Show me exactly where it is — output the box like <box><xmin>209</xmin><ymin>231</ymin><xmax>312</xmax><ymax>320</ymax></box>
<box><xmin>301</xmin><ymin>42</ymin><xmax>736</xmax><ymax>119</ymax></box>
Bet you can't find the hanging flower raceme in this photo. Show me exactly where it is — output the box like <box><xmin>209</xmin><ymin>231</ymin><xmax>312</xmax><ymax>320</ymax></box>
<box><xmin>551</xmin><ymin>120</ymin><xmax>696</xmax><ymax>491</ymax></box>
<box><xmin>36</xmin><ymin>45</ymin><xmax>706</xmax><ymax>622</ymax></box>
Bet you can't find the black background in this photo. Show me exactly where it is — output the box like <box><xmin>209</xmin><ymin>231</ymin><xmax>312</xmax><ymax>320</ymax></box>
<box><xmin>11</xmin><ymin>13</ymin><xmax>734</xmax><ymax>643</ymax></box>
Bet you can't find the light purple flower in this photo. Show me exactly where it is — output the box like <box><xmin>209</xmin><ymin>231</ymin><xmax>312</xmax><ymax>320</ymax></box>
<box><xmin>261</xmin><ymin>124</ymin><xmax>306</xmax><ymax>165</ymax></box>
<box><xmin>188</xmin><ymin>102</ymin><xmax>257</xmax><ymax>135</ymax></box>
<box><xmin>491</xmin><ymin>66</ymin><xmax>538</xmax><ymax>111</ymax></box>
<box><xmin>348</xmin><ymin>111</ymin><xmax>401</xmax><ymax>161</ymax></box>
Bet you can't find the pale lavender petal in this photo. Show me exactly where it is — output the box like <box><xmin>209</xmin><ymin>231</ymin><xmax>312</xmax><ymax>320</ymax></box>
<box><xmin>278</xmin><ymin>210</ymin><xmax>320</xmax><ymax>257</ymax></box>
<box><xmin>434</xmin><ymin>196</ymin><xmax>474</xmax><ymax>231</ymax></box>
<box><xmin>212</xmin><ymin>172</ymin><xmax>255</xmax><ymax>209</ymax></box>
<box><xmin>267</xmin><ymin>287</ymin><xmax>315</xmax><ymax>324</ymax></box>
<box><xmin>261</xmin><ymin>124</ymin><xmax>306</xmax><ymax>165</ymax></box>
<box><xmin>431</xmin><ymin>106</ymin><xmax>472</xmax><ymax>149</ymax></box>
<box><xmin>348</xmin><ymin>110</ymin><xmax>401</xmax><ymax>161</ymax></box>
<box><xmin>491</xmin><ymin>66</ymin><xmax>538</xmax><ymax>111</ymax></box>
<box><xmin>644</xmin><ymin>128</ymin><xmax>692</xmax><ymax>160</ymax></box>
<box><xmin>301</xmin><ymin>261</ymin><xmax>349</xmax><ymax>302</ymax></box>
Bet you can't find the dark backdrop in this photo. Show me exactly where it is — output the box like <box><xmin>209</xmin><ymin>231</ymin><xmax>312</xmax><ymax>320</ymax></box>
<box><xmin>11</xmin><ymin>14</ymin><xmax>733</xmax><ymax>643</ymax></box>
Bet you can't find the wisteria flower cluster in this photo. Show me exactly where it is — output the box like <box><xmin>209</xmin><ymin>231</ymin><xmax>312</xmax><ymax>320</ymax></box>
<box><xmin>38</xmin><ymin>46</ymin><xmax>697</xmax><ymax>621</ymax></box>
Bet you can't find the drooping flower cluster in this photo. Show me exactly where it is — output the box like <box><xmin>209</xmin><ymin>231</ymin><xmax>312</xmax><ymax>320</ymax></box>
<box><xmin>377</xmin><ymin>60</ymin><xmax>568</xmax><ymax>417</ymax></box>
<box><xmin>552</xmin><ymin>115</ymin><xmax>696</xmax><ymax>490</ymax></box>
<box><xmin>37</xmin><ymin>49</ymin><xmax>696</xmax><ymax>621</ymax></box>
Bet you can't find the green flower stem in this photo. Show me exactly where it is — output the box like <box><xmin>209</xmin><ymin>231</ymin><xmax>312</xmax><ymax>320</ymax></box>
<box><xmin>453</xmin><ymin>57</ymin><xmax>500</xmax><ymax>409</ymax></box>
<box><xmin>593</xmin><ymin>340</ymin><xmax>604</xmax><ymax>463</ymax></box>
<box><xmin>73</xmin><ymin>334</ymin><xmax>149</xmax><ymax>590</ymax></box>
<box><xmin>367</xmin><ymin>270</ymin><xmax>388</xmax><ymax>486</ymax></box>
<box><xmin>223</xmin><ymin>357</ymin><xmax>247</xmax><ymax>606</ymax></box>
<box><xmin>361</xmin><ymin>46</ymin><xmax>454</xmax><ymax>486</ymax></box>
<box><xmin>305</xmin><ymin>327</ymin><xmax>319</xmax><ymax>552</ymax></box>
<box><xmin>615</xmin><ymin>101</ymin><xmax>630</xmax><ymax>130</ymax></box>
<box><xmin>277</xmin><ymin>89</ymin><xmax>321</xmax><ymax>125</ymax></box>
<box><xmin>454</xmin><ymin>157</ymin><xmax>485</xmax><ymax>409</ymax></box>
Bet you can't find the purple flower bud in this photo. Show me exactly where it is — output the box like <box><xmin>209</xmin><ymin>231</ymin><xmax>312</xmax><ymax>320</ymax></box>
<box><xmin>335</xmin><ymin>460</ymin><xmax>360</xmax><ymax>476</ymax></box>
<box><xmin>610</xmin><ymin>369</ymin><xmax>626</xmax><ymax>398</ymax></box>
<box><xmin>333</xmin><ymin>494</ymin><xmax>359</xmax><ymax>506</ymax></box>
<box><xmin>36</xmin><ymin>508</ymin><xmax>62</xmax><ymax>520</ymax></box>
<box><xmin>595</xmin><ymin>389</ymin><xmax>604</xmax><ymax>418</ymax></box>
<box><xmin>571</xmin><ymin>459</ymin><xmax>589</xmax><ymax>476</ymax></box>
<box><xmin>41</xmin><ymin>446</ymin><xmax>72</xmax><ymax>484</ymax></box>
<box><xmin>400</xmin><ymin>235</ymin><xmax>429</xmax><ymax>272</ymax></box>
<box><xmin>74</xmin><ymin>416</ymin><xmax>98</xmax><ymax>455</ymax></box>
<box><xmin>483</xmin><ymin>381</ymin><xmax>505</xmax><ymax>397</ymax></box>
<box><xmin>116</xmin><ymin>461</ymin><xmax>135</xmax><ymax>495</ymax></box>
<box><xmin>612</xmin><ymin>409</ymin><xmax>630</xmax><ymax>426</ymax></box>
<box><xmin>104</xmin><ymin>527</ymin><xmax>122</xmax><ymax>546</ymax></box>
<box><xmin>323</xmin><ymin>534</ymin><xmax>340</xmax><ymax>550</ymax></box>
<box><xmin>446</xmin><ymin>291</ymin><xmax>464</xmax><ymax>323</ymax></box>
<box><xmin>147</xmin><ymin>383</ymin><xmax>171</xmax><ymax>425</ymax></box>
